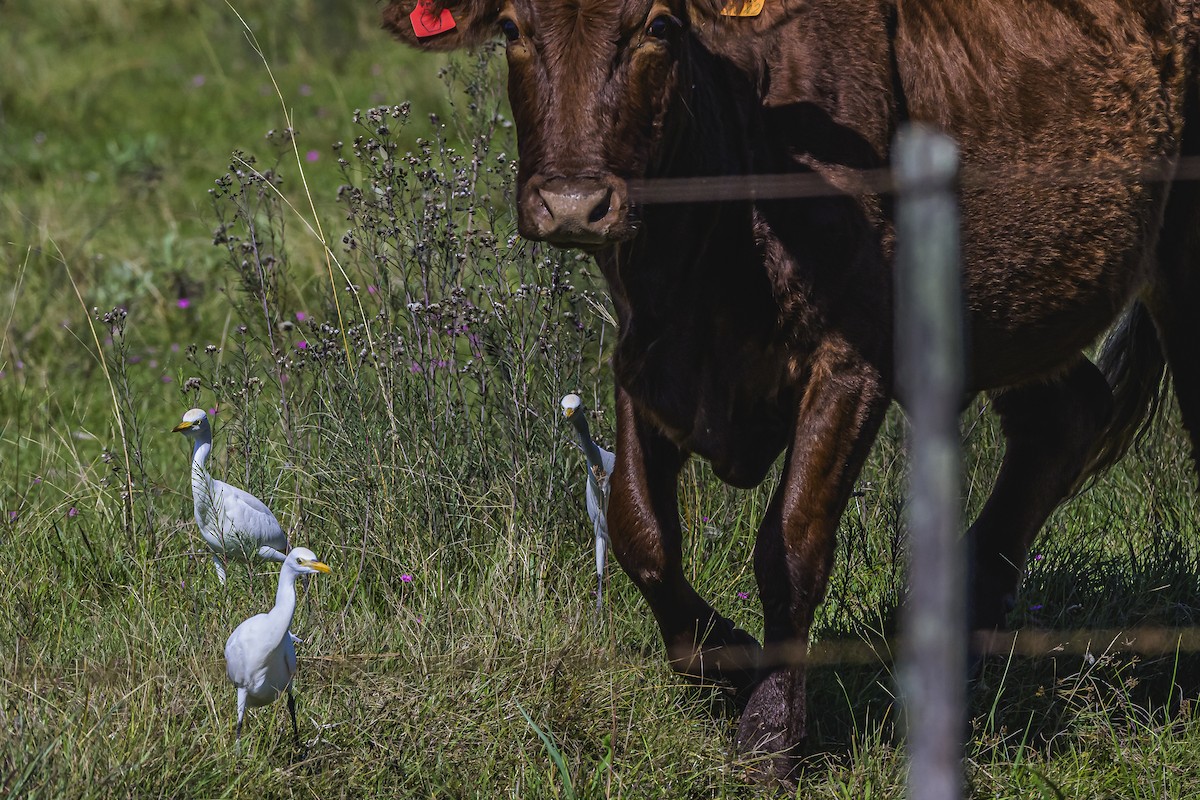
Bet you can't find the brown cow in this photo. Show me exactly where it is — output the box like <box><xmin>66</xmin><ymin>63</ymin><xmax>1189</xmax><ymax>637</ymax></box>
<box><xmin>385</xmin><ymin>0</ymin><xmax>1200</xmax><ymax>782</ymax></box>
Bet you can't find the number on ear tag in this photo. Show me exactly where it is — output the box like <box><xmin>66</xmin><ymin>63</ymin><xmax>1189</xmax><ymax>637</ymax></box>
<box><xmin>720</xmin><ymin>0</ymin><xmax>764</xmax><ymax>16</ymax></box>
<box><xmin>411</xmin><ymin>0</ymin><xmax>457</xmax><ymax>38</ymax></box>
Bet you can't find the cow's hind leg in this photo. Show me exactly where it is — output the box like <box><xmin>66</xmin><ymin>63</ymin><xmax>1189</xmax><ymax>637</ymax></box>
<box><xmin>1148</xmin><ymin>170</ymin><xmax>1200</xmax><ymax>487</ymax></box>
<box><xmin>607</xmin><ymin>387</ymin><xmax>763</xmax><ymax>696</ymax></box>
<box><xmin>969</xmin><ymin>359</ymin><xmax>1114</xmax><ymax>634</ymax></box>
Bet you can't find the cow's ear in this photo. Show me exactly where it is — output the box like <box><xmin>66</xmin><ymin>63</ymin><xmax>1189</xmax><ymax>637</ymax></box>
<box><xmin>382</xmin><ymin>1</ymin><xmax>501</xmax><ymax>51</ymax></box>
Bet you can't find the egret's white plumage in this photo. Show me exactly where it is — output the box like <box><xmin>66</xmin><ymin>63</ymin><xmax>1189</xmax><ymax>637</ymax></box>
<box><xmin>224</xmin><ymin>546</ymin><xmax>331</xmax><ymax>749</ymax></box>
<box><xmin>173</xmin><ymin>408</ymin><xmax>289</xmax><ymax>583</ymax></box>
<box><xmin>561</xmin><ymin>393</ymin><xmax>616</xmax><ymax>611</ymax></box>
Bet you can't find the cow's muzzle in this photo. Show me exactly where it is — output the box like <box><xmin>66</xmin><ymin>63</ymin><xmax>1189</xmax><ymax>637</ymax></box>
<box><xmin>519</xmin><ymin>175</ymin><xmax>633</xmax><ymax>247</ymax></box>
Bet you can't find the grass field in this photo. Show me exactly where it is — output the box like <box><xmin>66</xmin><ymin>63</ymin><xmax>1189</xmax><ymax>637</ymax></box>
<box><xmin>3</xmin><ymin>2</ymin><xmax>1200</xmax><ymax>797</ymax></box>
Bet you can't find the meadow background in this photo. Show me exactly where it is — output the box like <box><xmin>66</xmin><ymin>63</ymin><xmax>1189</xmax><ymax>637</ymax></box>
<box><xmin>3</xmin><ymin>1</ymin><xmax>1200</xmax><ymax>797</ymax></box>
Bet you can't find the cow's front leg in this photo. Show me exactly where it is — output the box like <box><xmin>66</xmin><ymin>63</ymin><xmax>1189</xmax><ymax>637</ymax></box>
<box><xmin>736</xmin><ymin>346</ymin><xmax>890</xmax><ymax>781</ymax></box>
<box><xmin>608</xmin><ymin>386</ymin><xmax>763</xmax><ymax>696</ymax></box>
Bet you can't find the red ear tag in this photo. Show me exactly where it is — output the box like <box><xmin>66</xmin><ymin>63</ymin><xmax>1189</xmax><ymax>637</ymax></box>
<box><xmin>411</xmin><ymin>0</ymin><xmax>457</xmax><ymax>38</ymax></box>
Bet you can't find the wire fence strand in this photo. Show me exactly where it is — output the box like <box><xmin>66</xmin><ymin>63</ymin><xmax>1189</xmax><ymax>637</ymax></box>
<box><xmin>628</xmin><ymin>152</ymin><xmax>1200</xmax><ymax>205</ymax></box>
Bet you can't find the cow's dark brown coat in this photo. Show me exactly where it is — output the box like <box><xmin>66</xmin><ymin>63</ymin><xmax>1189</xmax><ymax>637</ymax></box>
<box><xmin>385</xmin><ymin>0</ymin><xmax>1200</xmax><ymax>782</ymax></box>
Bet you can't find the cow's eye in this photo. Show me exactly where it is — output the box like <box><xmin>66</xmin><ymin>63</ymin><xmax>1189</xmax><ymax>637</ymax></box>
<box><xmin>646</xmin><ymin>14</ymin><xmax>679</xmax><ymax>39</ymax></box>
<box><xmin>499</xmin><ymin>18</ymin><xmax>520</xmax><ymax>42</ymax></box>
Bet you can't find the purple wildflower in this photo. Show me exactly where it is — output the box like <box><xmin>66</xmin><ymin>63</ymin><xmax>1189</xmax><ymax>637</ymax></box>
<box><xmin>296</xmin><ymin>311</ymin><xmax>307</xmax><ymax>322</ymax></box>
<box><xmin>68</xmin><ymin>507</ymin><xmax>78</xmax><ymax>518</ymax></box>
<box><xmin>736</xmin><ymin>591</ymin><xmax>749</xmax><ymax>601</ymax></box>
<box><xmin>401</xmin><ymin>574</ymin><xmax>414</xmax><ymax>584</ymax></box>
<box><xmin>177</xmin><ymin>298</ymin><xmax>190</xmax><ymax>309</ymax></box>
<box><xmin>367</xmin><ymin>284</ymin><xmax>378</xmax><ymax>295</ymax></box>
<box><xmin>306</xmin><ymin>150</ymin><xmax>319</xmax><ymax>163</ymax></box>
<box><xmin>296</xmin><ymin>340</ymin><xmax>308</xmax><ymax>350</ymax></box>
<box><xmin>192</xmin><ymin>74</ymin><xmax>206</xmax><ymax>87</ymax></box>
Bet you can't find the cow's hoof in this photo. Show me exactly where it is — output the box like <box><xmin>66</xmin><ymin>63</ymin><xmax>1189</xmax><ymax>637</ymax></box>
<box><xmin>735</xmin><ymin>668</ymin><xmax>806</xmax><ymax>785</ymax></box>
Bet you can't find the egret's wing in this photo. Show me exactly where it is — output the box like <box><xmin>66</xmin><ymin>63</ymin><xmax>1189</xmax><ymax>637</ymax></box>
<box><xmin>594</xmin><ymin>512</ymin><xmax>609</xmax><ymax>562</ymax></box>
<box><xmin>593</xmin><ymin>509</ymin><xmax>608</xmax><ymax>612</ymax></box>
<box><xmin>214</xmin><ymin>479</ymin><xmax>274</xmax><ymax>517</ymax></box>
<box><xmin>211</xmin><ymin>479</ymin><xmax>289</xmax><ymax>553</ymax></box>
<box><xmin>599</xmin><ymin>445</ymin><xmax>616</xmax><ymax>477</ymax></box>
<box><xmin>585</xmin><ymin>477</ymin><xmax>602</xmax><ymax>527</ymax></box>
<box><xmin>225</xmin><ymin>613</ymin><xmax>272</xmax><ymax>686</ymax></box>
<box><xmin>584</xmin><ymin>440</ymin><xmax>612</xmax><ymax>508</ymax></box>
<box><xmin>226</xmin><ymin>613</ymin><xmax>294</xmax><ymax>704</ymax></box>
<box><xmin>281</xmin><ymin>632</ymin><xmax>298</xmax><ymax>686</ymax></box>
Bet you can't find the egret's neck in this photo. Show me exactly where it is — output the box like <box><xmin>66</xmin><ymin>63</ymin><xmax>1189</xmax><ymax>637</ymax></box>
<box><xmin>571</xmin><ymin>416</ymin><xmax>606</xmax><ymax>474</ymax></box>
<box><xmin>190</xmin><ymin>438</ymin><xmax>213</xmax><ymax>497</ymax></box>
<box><xmin>267</xmin><ymin>568</ymin><xmax>300</xmax><ymax>639</ymax></box>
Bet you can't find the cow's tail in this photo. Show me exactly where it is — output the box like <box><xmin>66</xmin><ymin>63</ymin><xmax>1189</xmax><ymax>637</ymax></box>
<box><xmin>1076</xmin><ymin>300</ymin><xmax>1168</xmax><ymax>490</ymax></box>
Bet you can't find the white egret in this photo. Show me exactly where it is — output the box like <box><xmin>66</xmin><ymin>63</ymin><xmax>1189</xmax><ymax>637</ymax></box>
<box><xmin>173</xmin><ymin>408</ymin><xmax>289</xmax><ymax>583</ymax></box>
<box><xmin>561</xmin><ymin>393</ymin><xmax>616</xmax><ymax>612</ymax></box>
<box><xmin>224</xmin><ymin>546</ymin><xmax>331</xmax><ymax>750</ymax></box>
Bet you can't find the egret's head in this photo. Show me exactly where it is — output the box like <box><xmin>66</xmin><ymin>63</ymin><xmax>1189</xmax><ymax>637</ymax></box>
<box><xmin>561</xmin><ymin>393</ymin><xmax>583</xmax><ymax>419</ymax></box>
<box><xmin>287</xmin><ymin>547</ymin><xmax>332</xmax><ymax>576</ymax></box>
<box><xmin>172</xmin><ymin>408</ymin><xmax>210</xmax><ymax>438</ymax></box>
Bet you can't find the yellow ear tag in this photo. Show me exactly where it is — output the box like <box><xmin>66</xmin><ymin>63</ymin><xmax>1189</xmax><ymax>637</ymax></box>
<box><xmin>720</xmin><ymin>0</ymin><xmax>764</xmax><ymax>16</ymax></box>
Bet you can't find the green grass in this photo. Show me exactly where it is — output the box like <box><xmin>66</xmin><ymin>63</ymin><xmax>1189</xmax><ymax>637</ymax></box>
<box><xmin>3</xmin><ymin>1</ymin><xmax>1200</xmax><ymax>797</ymax></box>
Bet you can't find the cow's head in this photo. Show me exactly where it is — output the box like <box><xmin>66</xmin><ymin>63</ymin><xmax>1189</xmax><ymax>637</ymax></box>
<box><xmin>383</xmin><ymin>0</ymin><xmax>795</xmax><ymax>248</ymax></box>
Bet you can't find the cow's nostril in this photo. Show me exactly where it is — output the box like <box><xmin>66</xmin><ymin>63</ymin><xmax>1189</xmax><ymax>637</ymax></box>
<box><xmin>587</xmin><ymin>188</ymin><xmax>613</xmax><ymax>225</ymax></box>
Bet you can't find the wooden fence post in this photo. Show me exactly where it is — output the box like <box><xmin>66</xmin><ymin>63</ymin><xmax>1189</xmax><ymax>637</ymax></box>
<box><xmin>894</xmin><ymin>123</ymin><xmax>966</xmax><ymax>800</ymax></box>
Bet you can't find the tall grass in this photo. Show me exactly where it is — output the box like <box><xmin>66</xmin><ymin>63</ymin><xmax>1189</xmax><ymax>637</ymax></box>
<box><xmin>3</xmin><ymin>4</ymin><xmax>1200</xmax><ymax>798</ymax></box>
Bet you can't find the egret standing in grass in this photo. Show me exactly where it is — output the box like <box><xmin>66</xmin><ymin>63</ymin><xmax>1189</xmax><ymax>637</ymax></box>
<box><xmin>173</xmin><ymin>408</ymin><xmax>289</xmax><ymax>583</ymax></box>
<box><xmin>561</xmin><ymin>393</ymin><xmax>616</xmax><ymax>612</ymax></box>
<box><xmin>224</xmin><ymin>546</ymin><xmax>331</xmax><ymax>751</ymax></box>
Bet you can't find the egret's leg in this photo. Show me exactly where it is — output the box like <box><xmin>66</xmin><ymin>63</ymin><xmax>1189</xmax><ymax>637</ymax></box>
<box><xmin>213</xmin><ymin>555</ymin><xmax>228</xmax><ymax>585</ymax></box>
<box><xmin>235</xmin><ymin>687</ymin><xmax>247</xmax><ymax>753</ymax></box>
<box><xmin>287</xmin><ymin>688</ymin><xmax>300</xmax><ymax>750</ymax></box>
<box><xmin>256</xmin><ymin>545</ymin><xmax>287</xmax><ymax>563</ymax></box>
